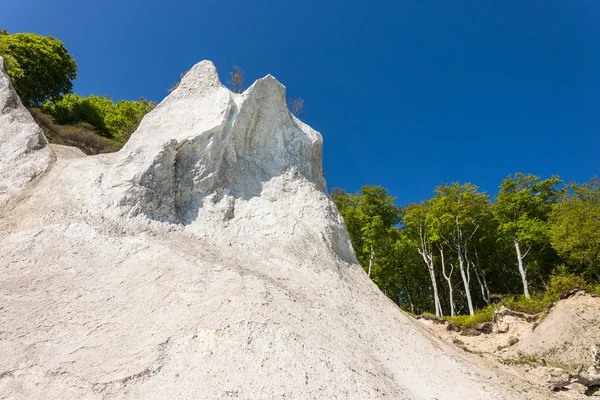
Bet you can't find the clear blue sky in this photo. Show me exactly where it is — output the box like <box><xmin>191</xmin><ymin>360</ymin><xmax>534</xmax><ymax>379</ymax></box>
<box><xmin>3</xmin><ymin>0</ymin><xmax>599</xmax><ymax>205</ymax></box>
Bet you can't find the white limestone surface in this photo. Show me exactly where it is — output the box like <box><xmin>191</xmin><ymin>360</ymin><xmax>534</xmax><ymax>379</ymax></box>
<box><xmin>0</xmin><ymin>61</ymin><xmax>522</xmax><ymax>399</ymax></box>
<box><xmin>0</xmin><ymin>56</ymin><xmax>55</xmax><ymax>207</ymax></box>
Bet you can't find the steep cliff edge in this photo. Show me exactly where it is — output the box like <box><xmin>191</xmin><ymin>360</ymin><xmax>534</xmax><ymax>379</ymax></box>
<box><xmin>0</xmin><ymin>61</ymin><xmax>529</xmax><ymax>399</ymax></box>
<box><xmin>0</xmin><ymin>56</ymin><xmax>55</xmax><ymax>207</ymax></box>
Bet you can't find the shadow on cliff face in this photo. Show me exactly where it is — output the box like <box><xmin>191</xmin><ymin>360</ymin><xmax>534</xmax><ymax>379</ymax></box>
<box><xmin>124</xmin><ymin>70</ymin><xmax>327</xmax><ymax>229</ymax></box>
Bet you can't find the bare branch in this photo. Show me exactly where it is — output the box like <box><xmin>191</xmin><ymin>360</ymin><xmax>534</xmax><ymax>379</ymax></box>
<box><xmin>287</xmin><ymin>97</ymin><xmax>304</xmax><ymax>116</ymax></box>
<box><xmin>229</xmin><ymin>65</ymin><xmax>245</xmax><ymax>93</ymax></box>
<box><xmin>168</xmin><ymin>70</ymin><xmax>189</xmax><ymax>93</ymax></box>
<box><xmin>522</xmin><ymin>245</ymin><xmax>532</xmax><ymax>260</ymax></box>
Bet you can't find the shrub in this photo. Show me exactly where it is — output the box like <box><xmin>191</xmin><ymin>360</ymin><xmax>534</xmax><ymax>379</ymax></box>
<box><xmin>445</xmin><ymin>305</ymin><xmax>497</xmax><ymax>329</ymax></box>
<box><xmin>41</xmin><ymin>94</ymin><xmax>110</xmax><ymax>135</ymax></box>
<box><xmin>29</xmin><ymin>108</ymin><xmax>120</xmax><ymax>154</ymax></box>
<box><xmin>502</xmin><ymin>295</ymin><xmax>547</xmax><ymax>314</ymax></box>
<box><xmin>40</xmin><ymin>94</ymin><xmax>155</xmax><ymax>143</ymax></box>
<box><xmin>543</xmin><ymin>265</ymin><xmax>589</xmax><ymax>302</ymax></box>
<box><xmin>104</xmin><ymin>98</ymin><xmax>155</xmax><ymax>143</ymax></box>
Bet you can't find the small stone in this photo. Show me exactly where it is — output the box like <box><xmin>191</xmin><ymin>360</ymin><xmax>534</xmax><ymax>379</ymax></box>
<box><xmin>460</xmin><ymin>328</ymin><xmax>481</xmax><ymax>337</ymax></box>
<box><xmin>570</xmin><ymin>382</ymin><xmax>587</xmax><ymax>395</ymax></box>
<box><xmin>475</xmin><ymin>322</ymin><xmax>493</xmax><ymax>334</ymax></box>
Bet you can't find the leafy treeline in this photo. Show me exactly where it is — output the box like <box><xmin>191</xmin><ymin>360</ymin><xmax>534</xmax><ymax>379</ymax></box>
<box><xmin>332</xmin><ymin>174</ymin><xmax>600</xmax><ymax>317</ymax></box>
<box><xmin>1</xmin><ymin>31</ymin><xmax>154</xmax><ymax>153</ymax></box>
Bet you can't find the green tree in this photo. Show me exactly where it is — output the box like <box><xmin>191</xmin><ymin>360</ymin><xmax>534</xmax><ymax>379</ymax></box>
<box><xmin>0</xmin><ymin>31</ymin><xmax>77</xmax><ymax>106</ymax></box>
<box><xmin>332</xmin><ymin>186</ymin><xmax>401</xmax><ymax>279</ymax></box>
<box><xmin>549</xmin><ymin>178</ymin><xmax>600</xmax><ymax>281</ymax></box>
<box><xmin>429</xmin><ymin>183</ymin><xmax>489</xmax><ymax>315</ymax></box>
<box><xmin>492</xmin><ymin>173</ymin><xmax>561</xmax><ymax>298</ymax></box>
<box><xmin>331</xmin><ymin>188</ymin><xmax>362</xmax><ymax>251</ymax></box>
<box><xmin>404</xmin><ymin>201</ymin><xmax>444</xmax><ymax>317</ymax></box>
<box><xmin>469</xmin><ymin>209</ymin><xmax>499</xmax><ymax>305</ymax></box>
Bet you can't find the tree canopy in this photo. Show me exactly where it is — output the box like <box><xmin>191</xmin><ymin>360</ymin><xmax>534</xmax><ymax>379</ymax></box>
<box><xmin>332</xmin><ymin>175</ymin><xmax>599</xmax><ymax>319</ymax></box>
<box><xmin>492</xmin><ymin>173</ymin><xmax>561</xmax><ymax>298</ymax></box>
<box><xmin>0</xmin><ymin>31</ymin><xmax>77</xmax><ymax>106</ymax></box>
<box><xmin>550</xmin><ymin>178</ymin><xmax>600</xmax><ymax>281</ymax></box>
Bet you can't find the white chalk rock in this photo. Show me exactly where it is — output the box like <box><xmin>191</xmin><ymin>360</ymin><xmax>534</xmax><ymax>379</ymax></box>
<box><xmin>0</xmin><ymin>61</ymin><xmax>522</xmax><ymax>399</ymax></box>
<box><xmin>0</xmin><ymin>56</ymin><xmax>55</xmax><ymax>207</ymax></box>
<box><xmin>55</xmin><ymin>60</ymin><xmax>354</xmax><ymax>262</ymax></box>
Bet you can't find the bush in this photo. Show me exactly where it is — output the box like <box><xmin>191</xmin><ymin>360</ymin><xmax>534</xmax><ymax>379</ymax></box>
<box><xmin>502</xmin><ymin>295</ymin><xmax>547</xmax><ymax>314</ymax></box>
<box><xmin>29</xmin><ymin>108</ymin><xmax>120</xmax><ymax>154</ymax></box>
<box><xmin>40</xmin><ymin>94</ymin><xmax>155</xmax><ymax>143</ymax></box>
<box><xmin>543</xmin><ymin>265</ymin><xmax>589</xmax><ymax>302</ymax></box>
<box><xmin>445</xmin><ymin>305</ymin><xmax>497</xmax><ymax>329</ymax></box>
<box><xmin>498</xmin><ymin>267</ymin><xmax>591</xmax><ymax>315</ymax></box>
<box><xmin>104</xmin><ymin>98</ymin><xmax>155</xmax><ymax>143</ymax></box>
<box><xmin>41</xmin><ymin>94</ymin><xmax>109</xmax><ymax>134</ymax></box>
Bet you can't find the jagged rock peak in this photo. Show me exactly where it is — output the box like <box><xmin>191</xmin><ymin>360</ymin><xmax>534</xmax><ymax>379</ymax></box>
<box><xmin>176</xmin><ymin>60</ymin><xmax>223</xmax><ymax>95</ymax></box>
<box><xmin>28</xmin><ymin>60</ymin><xmax>353</xmax><ymax>262</ymax></box>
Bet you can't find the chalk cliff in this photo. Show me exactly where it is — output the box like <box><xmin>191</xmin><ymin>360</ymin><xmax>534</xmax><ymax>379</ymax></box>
<box><xmin>0</xmin><ymin>60</ymin><xmax>521</xmax><ymax>399</ymax></box>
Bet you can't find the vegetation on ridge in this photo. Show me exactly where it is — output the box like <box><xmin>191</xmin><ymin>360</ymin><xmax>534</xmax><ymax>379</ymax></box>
<box><xmin>1</xmin><ymin>31</ymin><xmax>154</xmax><ymax>154</ymax></box>
<box><xmin>1</xmin><ymin>31</ymin><xmax>308</xmax><ymax>155</ymax></box>
<box><xmin>0</xmin><ymin>30</ymin><xmax>77</xmax><ymax>106</ymax></box>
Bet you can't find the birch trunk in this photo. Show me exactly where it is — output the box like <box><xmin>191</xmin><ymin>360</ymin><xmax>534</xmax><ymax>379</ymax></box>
<box><xmin>430</xmin><ymin>265</ymin><xmax>443</xmax><ymax>317</ymax></box>
<box><xmin>420</xmin><ymin>252</ymin><xmax>442</xmax><ymax>317</ymax></box>
<box><xmin>457</xmin><ymin>245</ymin><xmax>474</xmax><ymax>315</ymax></box>
<box><xmin>513</xmin><ymin>236</ymin><xmax>530</xmax><ymax>299</ymax></box>
<box><xmin>482</xmin><ymin>271</ymin><xmax>491</xmax><ymax>303</ymax></box>
<box><xmin>474</xmin><ymin>266</ymin><xmax>490</xmax><ymax>306</ymax></box>
<box><xmin>367</xmin><ymin>245</ymin><xmax>374</xmax><ymax>278</ymax></box>
<box><xmin>439</xmin><ymin>245</ymin><xmax>455</xmax><ymax>317</ymax></box>
<box><xmin>403</xmin><ymin>284</ymin><xmax>415</xmax><ymax>314</ymax></box>
<box><xmin>417</xmin><ymin>227</ymin><xmax>442</xmax><ymax>317</ymax></box>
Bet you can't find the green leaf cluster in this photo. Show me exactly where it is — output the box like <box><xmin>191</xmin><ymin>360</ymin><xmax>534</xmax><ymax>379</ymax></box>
<box><xmin>428</xmin><ymin>182</ymin><xmax>490</xmax><ymax>244</ymax></box>
<box><xmin>332</xmin><ymin>186</ymin><xmax>409</xmax><ymax>300</ymax></box>
<box><xmin>549</xmin><ymin>178</ymin><xmax>600</xmax><ymax>280</ymax></box>
<box><xmin>41</xmin><ymin>94</ymin><xmax>155</xmax><ymax>143</ymax></box>
<box><xmin>493</xmin><ymin>173</ymin><xmax>561</xmax><ymax>245</ymax></box>
<box><xmin>543</xmin><ymin>265</ymin><xmax>589</xmax><ymax>301</ymax></box>
<box><xmin>445</xmin><ymin>305</ymin><xmax>496</xmax><ymax>329</ymax></box>
<box><xmin>0</xmin><ymin>31</ymin><xmax>77</xmax><ymax>106</ymax></box>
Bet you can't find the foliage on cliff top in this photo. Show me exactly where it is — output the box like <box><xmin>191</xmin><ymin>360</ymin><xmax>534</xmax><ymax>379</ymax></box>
<box><xmin>0</xmin><ymin>31</ymin><xmax>77</xmax><ymax>106</ymax></box>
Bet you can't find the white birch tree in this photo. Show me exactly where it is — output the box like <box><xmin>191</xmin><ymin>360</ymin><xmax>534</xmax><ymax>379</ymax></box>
<box><xmin>438</xmin><ymin>243</ymin><xmax>455</xmax><ymax>316</ymax></box>
<box><xmin>429</xmin><ymin>183</ymin><xmax>488</xmax><ymax>316</ymax></box>
<box><xmin>404</xmin><ymin>202</ymin><xmax>443</xmax><ymax>317</ymax></box>
<box><xmin>492</xmin><ymin>173</ymin><xmax>560</xmax><ymax>299</ymax></box>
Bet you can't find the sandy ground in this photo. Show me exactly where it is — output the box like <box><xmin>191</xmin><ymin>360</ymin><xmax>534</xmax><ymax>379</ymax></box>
<box><xmin>0</xmin><ymin>150</ymin><xmax>530</xmax><ymax>399</ymax></box>
<box><xmin>418</xmin><ymin>292</ymin><xmax>600</xmax><ymax>399</ymax></box>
